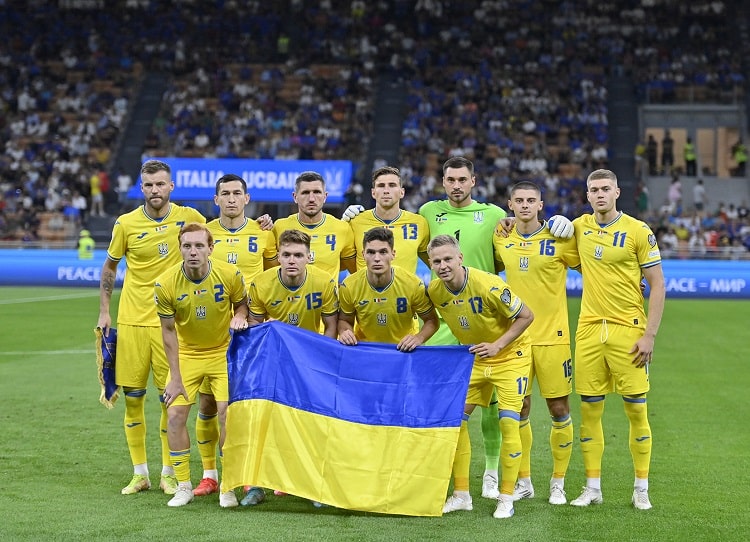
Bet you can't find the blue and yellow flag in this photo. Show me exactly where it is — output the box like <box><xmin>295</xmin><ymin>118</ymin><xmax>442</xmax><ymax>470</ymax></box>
<box><xmin>94</xmin><ymin>327</ymin><xmax>119</xmax><ymax>409</ymax></box>
<box><xmin>223</xmin><ymin>321</ymin><xmax>474</xmax><ymax>516</ymax></box>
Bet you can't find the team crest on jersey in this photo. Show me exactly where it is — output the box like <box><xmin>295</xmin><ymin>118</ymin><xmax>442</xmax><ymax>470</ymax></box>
<box><xmin>377</xmin><ymin>313</ymin><xmax>387</xmax><ymax>326</ymax></box>
<box><xmin>458</xmin><ymin>315</ymin><xmax>469</xmax><ymax>329</ymax></box>
<box><xmin>194</xmin><ymin>288</ymin><xmax>207</xmax><ymax>296</ymax></box>
<box><xmin>288</xmin><ymin>313</ymin><xmax>299</xmax><ymax>326</ymax></box>
<box><xmin>158</xmin><ymin>243</ymin><xmax>169</xmax><ymax>256</ymax></box>
<box><xmin>195</xmin><ymin>306</ymin><xmax>207</xmax><ymax>319</ymax></box>
<box><xmin>309</xmin><ymin>252</ymin><xmax>315</xmax><ymax>263</ymax></box>
<box><xmin>519</xmin><ymin>257</ymin><xmax>529</xmax><ymax>271</ymax></box>
<box><xmin>594</xmin><ymin>245</ymin><xmax>604</xmax><ymax>259</ymax></box>
<box><xmin>227</xmin><ymin>253</ymin><xmax>238</xmax><ymax>264</ymax></box>
<box><xmin>435</xmin><ymin>212</ymin><xmax>448</xmax><ymax>223</ymax></box>
<box><xmin>155</xmin><ymin>225</ymin><xmax>168</xmax><ymax>232</ymax></box>
<box><xmin>500</xmin><ymin>288</ymin><xmax>511</xmax><ymax>305</ymax></box>
<box><xmin>648</xmin><ymin>234</ymin><xmax>657</xmax><ymax>247</ymax></box>
<box><xmin>473</xmin><ymin>211</ymin><xmax>484</xmax><ymax>223</ymax></box>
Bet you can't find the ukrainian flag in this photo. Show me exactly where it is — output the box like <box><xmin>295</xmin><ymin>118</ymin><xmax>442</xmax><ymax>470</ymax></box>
<box><xmin>223</xmin><ymin>321</ymin><xmax>474</xmax><ymax>516</ymax></box>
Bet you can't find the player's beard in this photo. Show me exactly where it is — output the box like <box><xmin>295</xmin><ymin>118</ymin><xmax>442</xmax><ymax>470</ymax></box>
<box><xmin>448</xmin><ymin>190</ymin><xmax>471</xmax><ymax>206</ymax></box>
<box><xmin>146</xmin><ymin>195</ymin><xmax>169</xmax><ymax>214</ymax></box>
<box><xmin>300</xmin><ymin>205</ymin><xmax>322</xmax><ymax>220</ymax></box>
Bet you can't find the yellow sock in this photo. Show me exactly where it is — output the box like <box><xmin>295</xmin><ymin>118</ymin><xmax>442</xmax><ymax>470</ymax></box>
<box><xmin>170</xmin><ymin>448</ymin><xmax>191</xmax><ymax>484</ymax></box>
<box><xmin>158</xmin><ymin>397</ymin><xmax>171</xmax><ymax>471</ymax></box>
<box><xmin>518</xmin><ymin>417</ymin><xmax>532</xmax><ymax>479</ymax></box>
<box><xmin>452</xmin><ymin>415</ymin><xmax>471</xmax><ymax>492</ymax></box>
<box><xmin>124</xmin><ymin>389</ymin><xmax>147</xmax><ymax>466</ymax></box>
<box><xmin>498</xmin><ymin>411</ymin><xmax>521</xmax><ymax>495</ymax></box>
<box><xmin>623</xmin><ymin>396</ymin><xmax>652</xmax><ymax>479</ymax></box>
<box><xmin>579</xmin><ymin>397</ymin><xmax>605</xmax><ymax>478</ymax></box>
<box><xmin>550</xmin><ymin>414</ymin><xmax>573</xmax><ymax>479</ymax></box>
<box><xmin>196</xmin><ymin>412</ymin><xmax>219</xmax><ymax>471</ymax></box>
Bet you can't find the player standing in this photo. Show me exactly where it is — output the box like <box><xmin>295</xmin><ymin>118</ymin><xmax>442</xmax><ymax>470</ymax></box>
<box><xmin>157</xmin><ymin>223</ymin><xmax>249</xmax><ymax>508</ymax></box>
<box><xmin>192</xmin><ymin>173</ymin><xmax>277</xmax><ymax>501</ymax></box>
<box><xmin>427</xmin><ymin>234</ymin><xmax>533</xmax><ymax>519</ymax></box>
<box><xmin>568</xmin><ymin>169</ymin><xmax>665</xmax><ymax>510</ymax></box>
<box><xmin>493</xmin><ymin>181</ymin><xmax>580</xmax><ymax>505</ymax></box>
<box><xmin>97</xmin><ymin>159</ymin><xmax>205</xmax><ymax>496</ymax></box>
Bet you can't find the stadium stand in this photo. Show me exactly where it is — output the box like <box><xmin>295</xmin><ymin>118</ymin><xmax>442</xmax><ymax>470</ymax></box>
<box><xmin>0</xmin><ymin>0</ymin><xmax>747</xmax><ymax>256</ymax></box>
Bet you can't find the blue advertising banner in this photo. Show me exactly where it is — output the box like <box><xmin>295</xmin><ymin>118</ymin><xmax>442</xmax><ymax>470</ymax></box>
<box><xmin>127</xmin><ymin>158</ymin><xmax>352</xmax><ymax>203</ymax></box>
<box><xmin>0</xmin><ymin>250</ymin><xmax>126</xmax><ymax>287</ymax></box>
<box><xmin>0</xmin><ymin>250</ymin><xmax>748</xmax><ymax>298</ymax></box>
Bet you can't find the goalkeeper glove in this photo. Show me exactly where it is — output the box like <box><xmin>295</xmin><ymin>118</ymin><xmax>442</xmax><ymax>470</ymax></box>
<box><xmin>342</xmin><ymin>205</ymin><xmax>364</xmax><ymax>222</ymax></box>
<box><xmin>548</xmin><ymin>215</ymin><xmax>574</xmax><ymax>239</ymax></box>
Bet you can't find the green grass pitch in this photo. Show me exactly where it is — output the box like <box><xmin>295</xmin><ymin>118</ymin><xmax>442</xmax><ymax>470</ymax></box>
<box><xmin>0</xmin><ymin>287</ymin><xmax>747</xmax><ymax>541</ymax></box>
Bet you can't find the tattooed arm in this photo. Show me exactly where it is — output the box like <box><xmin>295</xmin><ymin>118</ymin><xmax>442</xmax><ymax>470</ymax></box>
<box><xmin>97</xmin><ymin>258</ymin><xmax>119</xmax><ymax>336</ymax></box>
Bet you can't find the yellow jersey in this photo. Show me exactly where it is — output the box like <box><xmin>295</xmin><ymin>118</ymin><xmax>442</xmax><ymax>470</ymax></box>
<box><xmin>272</xmin><ymin>213</ymin><xmax>355</xmax><ymax>278</ymax></box>
<box><xmin>107</xmin><ymin>203</ymin><xmax>205</xmax><ymax>326</ymax></box>
<box><xmin>339</xmin><ymin>265</ymin><xmax>434</xmax><ymax>344</ymax></box>
<box><xmin>154</xmin><ymin>258</ymin><xmax>246</xmax><ymax>356</ymax></box>
<box><xmin>248</xmin><ymin>265</ymin><xmax>338</xmax><ymax>332</ymax></box>
<box><xmin>348</xmin><ymin>209</ymin><xmax>429</xmax><ymax>272</ymax></box>
<box><xmin>573</xmin><ymin>212</ymin><xmax>661</xmax><ymax>329</ymax></box>
<box><xmin>207</xmin><ymin>217</ymin><xmax>277</xmax><ymax>285</ymax></box>
<box><xmin>493</xmin><ymin>222</ymin><xmax>580</xmax><ymax>345</ymax></box>
<box><xmin>427</xmin><ymin>266</ymin><xmax>530</xmax><ymax>363</ymax></box>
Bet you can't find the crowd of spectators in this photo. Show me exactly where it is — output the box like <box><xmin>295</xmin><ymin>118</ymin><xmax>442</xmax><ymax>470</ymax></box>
<box><xmin>384</xmin><ymin>0</ymin><xmax>748</xmax><ymax>258</ymax></box>
<box><xmin>145</xmin><ymin>61</ymin><xmax>375</xmax><ymax>166</ymax></box>
<box><xmin>0</xmin><ymin>3</ymin><xmax>149</xmax><ymax>243</ymax></box>
<box><xmin>650</xmin><ymin>195</ymin><xmax>750</xmax><ymax>259</ymax></box>
<box><xmin>624</xmin><ymin>0</ymin><xmax>745</xmax><ymax>104</ymax></box>
<box><xmin>143</xmin><ymin>1</ymin><xmax>425</xmax><ymax>174</ymax></box>
<box><xmin>0</xmin><ymin>1</ymin><xmax>747</xmax><ymax>258</ymax></box>
<box><xmin>391</xmin><ymin>0</ymin><xmax>609</xmax><ymax>218</ymax></box>
<box><xmin>392</xmin><ymin>0</ymin><xmax>744</xmax><ymax>209</ymax></box>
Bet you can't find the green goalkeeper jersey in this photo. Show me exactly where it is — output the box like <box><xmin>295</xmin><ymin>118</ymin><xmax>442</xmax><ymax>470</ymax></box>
<box><xmin>418</xmin><ymin>199</ymin><xmax>506</xmax><ymax>273</ymax></box>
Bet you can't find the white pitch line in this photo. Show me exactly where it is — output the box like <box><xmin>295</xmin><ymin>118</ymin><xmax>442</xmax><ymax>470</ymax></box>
<box><xmin>0</xmin><ymin>349</ymin><xmax>92</xmax><ymax>355</ymax></box>
<box><xmin>0</xmin><ymin>291</ymin><xmax>100</xmax><ymax>305</ymax></box>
